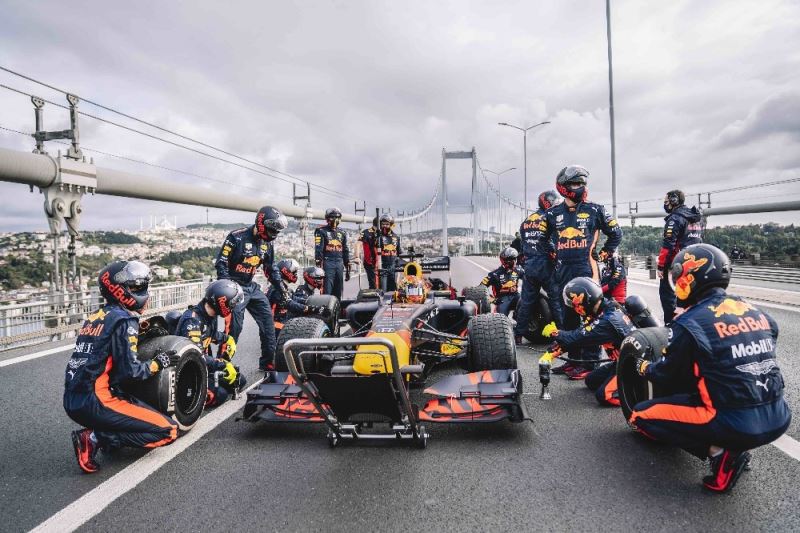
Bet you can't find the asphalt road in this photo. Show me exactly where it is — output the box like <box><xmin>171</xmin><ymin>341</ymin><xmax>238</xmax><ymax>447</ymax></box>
<box><xmin>1</xmin><ymin>257</ymin><xmax>798</xmax><ymax>532</ymax></box>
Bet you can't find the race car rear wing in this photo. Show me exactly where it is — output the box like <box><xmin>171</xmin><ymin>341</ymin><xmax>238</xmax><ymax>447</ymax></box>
<box><xmin>394</xmin><ymin>255</ymin><xmax>450</xmax><ymax>273</ymax></box>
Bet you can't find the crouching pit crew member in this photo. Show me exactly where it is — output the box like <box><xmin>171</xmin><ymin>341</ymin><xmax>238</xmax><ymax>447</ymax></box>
<box><xmin>540</xmin><ymin>277</ymin><xmax>634</xmax><ymax>403</ymax></box>
<box><xmin>215</xmin><ymin>205</ymin><xmax>288</xmax><ymax>371</ymax></box>
<box><xmin>176</xmin><ymin>279</ymin><xmax>246</xmax><ymax>408</ymax></box>
<box><xmin>286</xmin><ymin>266</ymin><xmax>329</xmax><ymax>320</ymax></box>
<box><xmin>480</xmin><ymin>247</ymin><xmax>523</xmax><ymax>316</ymax></box>
<box><xmin>600</xmin><ymin>252</ymin><xmax>627</xmax><ymax>304</ymax></box>
<box><xmin>631</xmin><ymin>244</ymin><xmax>791</xmax><ymax>493</ymax></box>
<box><xmin>64</xmin><ymin>261</ymin><xmax>178</xmax><ymax>474</ymax></box>
<box><xmin>268</xmin><ymin>258</ymin><xmax>301</xmax><ymax>335</ymax></box>
<box><xmin>315</xmin><ymin>207</ymin><xmax>350</xmax><ymax>300</ymax></box>
<box><xmin>543</xmin><ymin>165</ymin><xmax>623</xmax><ymax>377</ymax></box>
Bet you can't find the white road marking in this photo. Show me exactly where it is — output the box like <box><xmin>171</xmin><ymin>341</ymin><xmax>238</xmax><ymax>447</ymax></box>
<box><xmin>31</xmin><ymin>377</ymin><xmax>265</xmax><ymax>533</ymax></box>
<box><xmin>0</xmin><ymin>344</ymin><xmax>73</xmax><ymax>368</ymax></box>
<box><xmin>773</xmin><ymin>434</ymin><xmax>800</xmax><ymax>461</ymax></box>
<box><xmin>461</xmin><ymin>257</ymin><xmax>491</xmax><ymax>273</ymax></box>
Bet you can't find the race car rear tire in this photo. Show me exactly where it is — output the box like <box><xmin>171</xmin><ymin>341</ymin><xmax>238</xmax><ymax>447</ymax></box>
<box><xmin>306</xmin><ymin>294</ymin><xmax>340</xmax><ymax>335</ymax></box>
<box><xmin>275</xmin><ymin>317</ymin><xmax>331</xmax><ymax>373</ymax></box>
<box><xmin>523</xmin><ymin>292</ymin><xmax>554</xmax><ymax>342</ymax></box>
<box><xmin>463</xmin><ymin>286</ymin><xmax>490</xmax><ymax>314</ymax></box>
<box><xmin>616</xmin><ymin>327</ymin><xmax>670</xmax><ymax>422</ymax></box>
<box><xmin>126</xmin><ymin>335</ymin><xmax>207</xmax><ymax>432</ymax></box>
<box><xmin>468</xmin><ymin>314</ymin><xmax>517</xmax><ymax>371</ymax></box>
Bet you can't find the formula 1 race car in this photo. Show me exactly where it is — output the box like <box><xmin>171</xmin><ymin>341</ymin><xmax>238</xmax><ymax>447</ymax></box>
<box><xmin>241</xmin><ymin>254</ymin><xmax>530</xmax><ymax>448</ymax></box>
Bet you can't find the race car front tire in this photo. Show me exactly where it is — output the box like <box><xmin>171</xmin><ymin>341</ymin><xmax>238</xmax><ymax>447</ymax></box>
<box><xmin>463</xmin><ymin>286</ymin><xmax>490</xmax><ymax>314</ymax></box>
<box><xmin>468</xmin><ymin>313</ymin><xmax>517</xmax><ymax>371</ymax></box>
<box><xmin>616</xmin><ymin>327</ymin><xmax>670</xmax><ymax>422</ymax></box>
<box><xmin>126</xmin><ymin>335</ymin><xmax>208</xmax><ymax>432</ymax></box>
<box><xmin>275</xmin><ymin>317</ymin><xmax>331</xmax><ymax>373</ymax></box>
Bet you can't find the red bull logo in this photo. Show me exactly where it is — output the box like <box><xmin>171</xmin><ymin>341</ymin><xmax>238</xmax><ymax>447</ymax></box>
<box><xmin>242</xmin><ymin>256</ymin><xmax>261</xmax><ymax>267</ymax></box>
<box><xmin>78</xmin><ymin>322</ymin><xmax>105</xmax><ymax>337</ymax></box>
<box><xmin>217</xmin><ymin>295</ymin><xmax>232</xmax><ymax>317</ymax></box>
<box><xmin>559</xmin><ymin>227</ymin><xmax>585</xmax><ymax>239</ymax></box>
<box><xmin>714</xmin><ymin>314</ymin><xmax>770</xmax><ymax>338</ymax></box>
<box><xmin>569</xmin><ymin>292</ymin><xmax>586</xmax><ymax>316</ymax></box>
<box><xmin>673</xmin><ymin>253</ymin><xmax>708</xmax><ymax>300</ymax></box>
<box><xmin>100</xmin><ymin>271</ymin><xmax>137</xmax><ymax>308</ymax></box>
<box><xmin>708</xmin><ymin>298</ymin><xmax>754</xmax><ymax>317</ymax></box>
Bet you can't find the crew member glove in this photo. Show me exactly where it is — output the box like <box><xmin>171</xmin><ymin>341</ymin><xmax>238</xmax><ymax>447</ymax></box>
<box><xmin>222</xmin><ymin>361</ymin><xmax>238</xmax><ymax>386</ymax></box>
<box><xmin>345</xmin><ymin>266</ymin><xmax>351</xmax><ymax>282</ymax></box>
<box><xmin>150</xmin><ymin>350</ymin><xmax>179</xmax><ymax>373</ymax></box>
<box><xmin>221</xmin><ymin>335</ymin><xmax>237</xmax><ymax>361</ymax></box>
<box><xmin>635</xmin><ymin>358</ymin><xmax>651</xmax><ymax>376</ymax></box>
<box><xmin>541</xmin><ymin>322</ymin><xmax>559</xmax><ymax>338</ymax></box>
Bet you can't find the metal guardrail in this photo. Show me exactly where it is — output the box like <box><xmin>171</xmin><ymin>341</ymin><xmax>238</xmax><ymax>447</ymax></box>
<box><xmin>0</xmin><ymin>278</ymin><xmax>207</xmax><ymax>350</ymax></box>
<box><xmin>625</xmin><ymin>256</ymin><xmax>800</xmax><ymax>285</ymax></box>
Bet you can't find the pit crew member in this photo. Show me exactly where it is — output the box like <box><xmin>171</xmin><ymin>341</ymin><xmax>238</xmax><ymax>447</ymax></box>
<box><xmin>543</xmin><ymin>165</ymin><xmax>623</xmax><ymax>379</ymax></box>
<box><xmin>268</xmin><ymin>258</ymin><xmax>301</xmax><ymax>335</ymax></box>
<box><xmin>631</xmin><ymin>244</ymin><xmax>791</xmax><ymax>493</ymax></box>
<box><xmin>540</xmin><ymin>277</ymin><xmax>634</xmax><ymax>403</ymax></box>
<box><xmin>315</xmin><ymin>207</ymin><xmax>351</xmax><ymax>300</ymax></box>
<box><xmin>658</xmin><ymin>189</ymin><xmax>704</xmax><ymax>323</ymax></box>
<box><xmin>176</xmin><ymin>279</ymin><xmax>246</xmax><ymax>407</ymax></box>
<box><xmin>286</xmin><ymin>266</ymin><xmax>330</xmax><ymax>320</ymax></box>
<box><xmin>64</xmin><ymin>261</ymin><xmax>178</xmax><ymax>473</ymax></box>
<box><xmin>215</xmin><ymin>205</ymin><xmax>288</xmax><ymax>371</ymax></box>
<box><xmin>514</xmin><ymin>190</ymin><xmax>564</xmax><ymax>343</ymax></box>
<box><xmin>359</xmin><ymin>217</ymin><xmax>379</xmax><ymax>289</ymax></box>
<box><xmin>480</xmin><ymin>247</ymin><xmax>524</xmax><ymax>317</ymax></box>
<box><xmin>600</xmin><ymin>253</ymin><xmax>627</xmax><ymax>304</ymax></box>
<box><xmin>376</xmin><ymin>213</ymin><xmax>402</xmax><ymax>291</ymax></box>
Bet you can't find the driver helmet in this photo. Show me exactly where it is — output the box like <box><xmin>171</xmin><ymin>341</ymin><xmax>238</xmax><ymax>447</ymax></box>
<box><xmin>325</xmin><ymin>207</ymin><xmax>342</xmax><ymax>227</ymax></box>
<box><xmin>205</xmin><ymin>279</ymin><xmax>244</xmax><ymax>318</ymax></box>
<box><xmin>255</xmin><ymin>206</ymin><xmax>288</xmax><ymax>241</ymax></box>
<box><xmin>395</xmin><ymin>275</ymin><xmax>427</xmax><ymax>304</ymax></box>
<box><xmin>303</xmin><ymin>266</ymin><xmax>325</xmax><ymax>289</ymax></box>
<box><xmin>379</xmin><ymin>213</ymin><xmax>394</xmax><ymax>235</ymax></box>
<box><xmin>276</xmin><ymin>258</ymin><xmax>300</xmax><ymax>283</ymax></box>
<box><xmin>562</xmin><ymin>276</ymin><xmax>604</xmax><ymax>317</ymax></box>
<box><xmin>663</xmin><ymin>190</ymin><xmax>685</xmax><ymax>214</ymax></box>
<box><xmin>98</xmin><ymin>260</ymin><xmax>152</xmax><ymax>312</ymax></box>
<box><xmin>499</xmin><ymin>247</ymin><xmax>519</xmax><ymax>269</ymax></box>
<box><xmin>555</xmin><ymin>165</ymin><xmax>589</xmax><ymax>202</ymax></box>
<box><xmin>669</xmin><ymin>244</ymin><xmax>731</xmax><ymax>307</ymax></box>
<box><xmin>538</xmin><ymin>189</ymin><xmax>562</xmax><ymax>210</ymax></box>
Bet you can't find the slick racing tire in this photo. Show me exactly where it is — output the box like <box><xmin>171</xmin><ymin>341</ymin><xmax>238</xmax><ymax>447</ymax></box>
<box><xmin>524</xmin><ymin>291</ymin><xmax>554</xmax><ymax>343</ymax></box>
<box><xmin>125</xmin><ymin>335</ymin><xmax>207</xmax><ymax>432</ymax></box>
<box><xmin>463</xmin><ymin>286</ymin><xmax>490</xmax><ymax>314</ymax></box>
<box><xmin>275</xmin><ymin>317</ymin><xmax>331</xmax><ymax>373</ymax></box>
<box><xmin>468</xmin><ymin>314</ymin><xmax>517</xmax><ymax>371</ymax></box>
<box><xmin>616</xmin><ymin>327</ymin><xmax>670</xmax><ymax>422</ymax></box>
<box><xmin>305</xmin><ymin>294</ymin><xmax>340</xmax><ymax>335</ymax></box>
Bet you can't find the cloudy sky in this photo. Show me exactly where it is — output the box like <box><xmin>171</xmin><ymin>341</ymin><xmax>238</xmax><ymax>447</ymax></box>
<box><xmin>0</xmin><ymin>0</ymin><xmax>798</xmax><ymax>232</ymax></box>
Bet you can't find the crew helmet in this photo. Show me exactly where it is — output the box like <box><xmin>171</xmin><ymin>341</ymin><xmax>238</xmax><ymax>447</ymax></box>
<box><xmin>303</xmin><ymin>266</ymin><xmax>325</xmax><ymax>289</ymax></box>
<box><xmin>538</xmin><ymin>189</ymin><xmax>562</xmax><ymax>210</ymax></box>
<box><xmin>669</xmin><ymin>244</ymin><xmax>731</xmax><ymax>307</ymax></box>
<box><xmin>562</xmin><ymin>276</ymin><xmax>604</xmax><ymax>317</ymax></box>
<box><xmin>663</xmin><ymin>190</ymin><xmax>686</xmax><ymax>214</ymax></box>
<box><xmin>255</xmin><ymin>206</ymin><xmax>288</xmax><ymax>241</ymax></box>
<box><xmin>276</xmin><ymin>258</ymin><xmax>300</xmax><ymax>283</ymax></box>
<box><xmin>555</xmin><ymin>165</ymin><xmax>589</xmax><ymax>202</ymax></box>
<box><xmin>499</xmin><ymin>247</ymin><xmax>519</xmax><ymax>269</ymax></box>
<box><xmin>98</xmin><ymin>260</ymin><xmax>152</xmax><ymax>312</ymax></box>
<box><xmin>379</xmin><ymin>213</ymin><xmax>394</xmax><ymax>234</ymax></box>
<box><xmin>205</xmin><ymin>279</ymin><xmax>244</xmax><ymax>318</ymax></box>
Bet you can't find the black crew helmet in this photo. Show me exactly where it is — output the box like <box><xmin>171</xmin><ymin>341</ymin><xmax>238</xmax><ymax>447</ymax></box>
<box><xmin>205</xmin><ymin>279</ymin><xmax>244</xmax><ymax>318</ymax></box>
<box><xmin>669</xmin><ymin>244</ymin><xmax>731</xmax><ymax>307</ymax></box>
<box><xmin>499</xmin><ymin>247</ymin><xmax>519</xmax><ymax>268</ymax></box>
<box><xmin>276</xmin><ymin>258</ymin><xmax>300</xmax><ymax>283</ymax></box>
<box><xmin>255</xmin><ymin>206</ymin><xmax>288</xmax><ymax>241</ymax></box>
<box><xmin>562</xmin><ymin>276</ymin><xmax>604</xmax><ymax>317</ymax></box>
<box><xmin>555</xmin><ymin>165</ymin><xmax>589</xmax><ymax>202</ymax></box>
<box><xmin>663</xmin><ymin>190</ymin><xmax>686</xmax><ymax>213</ymax></box>
<box><xmin>303</xmin><ymin>266</ymin><xmax>325</xmax><ymax>289</ymax></box>
<box><xmin>538</xmin><ymin>190</ymin><xmax>561</xmax><ymax>210</ymax></box>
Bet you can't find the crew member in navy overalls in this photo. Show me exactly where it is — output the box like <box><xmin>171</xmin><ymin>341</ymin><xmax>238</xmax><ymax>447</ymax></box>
<box><xmin>64</xmin><ymin>261</ymin><xmax>179</xmax><ymax>473</ymax></box>
<box><xmin>480</xmin><ymin>247</ymin><xmax>524</xmax><ymax>316</ymax></box>
<box><xmin>632</xmin><ymin>244</ymin><xmax>791</xmax><ymax>493</ymax></box>
<box><xmin>315</xmin><ymin>207</ymin><xmax>350</xmax><ymax>300</ymax></box>
<box><xmin>376</xmin><ymin>213</ymin><xmax>402</xmax><ymax>292</ymax></box>
<box><xmin>542</xmin><ymin>166</ymin><xmax>623</xmax><ymax>380</ymax></box>
<box><xmin>514</xmin><ymin>190</ymin><xmax>563</xmax><ymax>343</ymax></box>
<box><xmin>215</xmin><ymin>205</ymin><xmax>288</xmax><ymax>371</ymax></box>
<box><xmin>600</xmin><ymin>253</ymin><xmax>627</xmax><ymax>304</ymax></box>
<box><xmin>658</xmin><ymin>190</ymin><xmax>704</xmax><ymax>323</ymax></box>
<box><xmin>359</xmin><ymin>217</ymin><xmax>379</xmax><ymax>289</ymax></box>
<box><xmin>176</xmin><ymin>279</ymin><xmax>245</xmax><ymax>407</ymax></box>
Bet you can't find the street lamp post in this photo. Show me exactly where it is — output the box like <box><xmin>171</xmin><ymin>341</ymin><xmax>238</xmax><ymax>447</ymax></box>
<box><xmin>498</xmin><ymin>121</ymin><xmax>550</xmax><ymax>215</ymax></box>
<box><xmin>484</xmin><ymin>167</ymin><xmax>516</xmax><ymax>249</ymax></box>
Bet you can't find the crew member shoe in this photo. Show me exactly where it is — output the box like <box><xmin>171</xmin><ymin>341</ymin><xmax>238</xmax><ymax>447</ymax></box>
<box><xmin>702</xmin><ymin>450</ymin><xmax>751</xmax><ymax>493</ymax></box>
<box><xmin>71</xmin><ymin>429</ymin><xmax>99</xmax><ymax>474</ymax></box>
<box><xmin>552</xmin><ymin>362</ymin><xmax>576</xmax><ymax>375</ymax></box>
<box><xmin>514</xmin><ymin>336</ymin><xmax>524</xmax><ymax>346</ymax></box>
<box><xmin>259</xmin><ymin>362</ymin><xmax>275</xmax><ymax>373</ymax></box>
<box><xmin>567</xmin><ymin>367</ymin><xmax>592</xmax><ymax>381</ymax></box>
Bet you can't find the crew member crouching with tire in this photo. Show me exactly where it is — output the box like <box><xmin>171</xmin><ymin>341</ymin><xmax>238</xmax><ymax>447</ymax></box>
<box><xmin>268</xmin><ymin>258</ymin><xmax>301</xmax><ymax>336</ymax></box>
<box><xmin>630</xmin><ymin>244</ymin><xmax>791</xmax><ymax>493</ymax></box>
<box><xmin>176</xmin><ymin>279</ymin><xmax>246</xmax><ymax>408</ymax></box>
<box><xmin>600</xmin><ymin>253</ymin><xmax>627</xmax><ymax>304</ymax></box>
<box><xmin>64</xmin><ymin>261</ymin><xmax>179</xmax><ymax>474</ymax></box>
<box><xmin>286</xmin><ymin>266</ymin><xmax>330</xmax><ymax>320</ymax></box>
<box><xmin>480</xmin><ymin>247</ymin><xmax>524</xmax><ymax>316</ymax></box>
<box><xmin>540</xmin><ymin>277</ymin><xmax>634</xmax><ymax>403</ymax></box>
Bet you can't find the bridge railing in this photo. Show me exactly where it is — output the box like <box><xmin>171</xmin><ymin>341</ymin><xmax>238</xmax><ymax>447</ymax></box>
<box><xmin>625</xmin><ymin>256</ymin><xmax>800</xmax><ymax>285</ymax></box>
<box><xmin>0</xmin><ymin>278</ymin><xmax>208</xmax><ymax>350</ymax></box>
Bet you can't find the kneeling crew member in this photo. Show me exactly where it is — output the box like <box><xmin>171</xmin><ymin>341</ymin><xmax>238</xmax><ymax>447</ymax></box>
<box><xmin>631</xmin><ymin>244</ymin><xmax>791</xmax><ymax>493</ymax></box>
<box><xmin>286</xmin><ymin>266</ymin><xmax>329</xmax><ymax>320</ymax></box>
<box><xmin>541</xmin><ymin>277</ymin><xmax>634</xmax><ymax>393</ymax></box>
<box><xmin>600</xmin><ymin>253</ymin><xmax>627</xmax><ymax>304</ymax></box>
<box><xmin>480</xmin><ymin>247</ymin><xmax>523</xmax><ymax>316</ymax></box>
<box><xmin>65</xmin><ymin>261</ymin><xmax>178</xmax><ymax>474</ymax></box>
<box><xmin>176</xmin><ymin>279</ymin><xmax>246</xmax><ymax>407</ymax></box>
<box><xmin>268</xmin><ymin>258</ymin><xmax>301</xmax><ymax>335</ymax></box>
<box><xmin>315</xmin><ymin>207</ymin><xmax>350</xmax><ymax>300</ymax></box>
